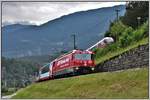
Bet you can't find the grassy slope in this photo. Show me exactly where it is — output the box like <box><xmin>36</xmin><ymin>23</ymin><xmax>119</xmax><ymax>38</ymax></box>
<box><xmin>12</xmin><ymin>68</ymin><xmax>148</xmax><ymax>99</ymax></box>
<box><xmin>95</xmin><ymin>37</ymin><xmax>149</xmax><ymax>64</ymax></box>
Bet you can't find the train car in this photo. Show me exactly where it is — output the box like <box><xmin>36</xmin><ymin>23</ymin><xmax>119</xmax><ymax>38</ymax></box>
<box><xmin>37</xmin><ymin>49</ymin><xmax>95</xmax><ymax>81</ymax></box>
<box><xmin>36</xmin><ymin>63</ymin><xmax>53</xmax><ymax>81</ymax></box>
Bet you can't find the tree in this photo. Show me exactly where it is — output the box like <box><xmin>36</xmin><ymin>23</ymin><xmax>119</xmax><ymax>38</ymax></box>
<box><xmin>122</xmin><ymin>1</ymin><xmax>149</xmax><ymax>28</ymax></box>
<box><xmin>107</xmin><ymin>21</ymin><xmax>127</xmax><ymax>42</ymax></box>
<box><xmin>1</xmin><ymin>57</ymin><xmax>39</xmax><ymax>90</ymax></box>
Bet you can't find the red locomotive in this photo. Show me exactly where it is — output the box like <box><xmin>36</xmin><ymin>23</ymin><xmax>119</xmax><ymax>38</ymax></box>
<box><xmin>37</xmin><ymin>49</ymin><xmax>95</xmax><ymax>81</ymax></box>
<box><xmin>36</xmin><ymin>37</ymin><xmax>114</xmax><ymax>82</ymax></box>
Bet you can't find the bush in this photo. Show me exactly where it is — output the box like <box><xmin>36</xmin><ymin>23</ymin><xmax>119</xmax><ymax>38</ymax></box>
<box><xmin>109</xmin><ymin>21</ymin><xmax>127</xmax><ymax>41</ymax></box>
<box><xmin>133</xmin><ymin>30</ymin><xmax>143</xmax><ymax>41</ymax></box>
<box><xmin>107</xmin><ymin>43</ymin><xmax>119</xmax><ymax>51</ymax></box>
<box><xmin>119</xmin><ymin>27</ymin><xmax>134</xmax><ymax>47</ymax></box>
<box><xmin>94</xmin><ymin>48</ymin><xmax>106</xmax><ymax>59</ymax></box>
<box><xmin>132</xmin><ymin>21</ymin><xmax>148</xmax><ymax>41</ymax></box>
<box><xmin>94</xmin><ymin>43</ymin><xmax>119</xmax><ymax>59</ymax></box>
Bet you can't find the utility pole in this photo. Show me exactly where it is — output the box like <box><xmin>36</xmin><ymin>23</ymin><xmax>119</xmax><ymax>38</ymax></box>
<box><xmin>115</xmin><ymin>9</ymin><xmax>120</xmax><ymax>21</ymax></box>
<box><xmin>71</xmin><ymin>34</ymin><xmax>77</xmax><ymax>49</ymax></box>
<box><xmin>137</xmin><ymin>16</ymin><xmax>141</xmax><ymax>27</ymax></box>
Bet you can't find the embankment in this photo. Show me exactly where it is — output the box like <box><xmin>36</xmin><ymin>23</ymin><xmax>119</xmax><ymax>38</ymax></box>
<box><xmin>96</xmin><ymin>44</ymin><xmax>149</xmax><ymax>72</ymax></box>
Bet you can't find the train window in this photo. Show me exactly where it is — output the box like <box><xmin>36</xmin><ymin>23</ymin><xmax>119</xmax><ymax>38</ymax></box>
<box><xmin>75</xmin><ymin>54</ymin><xmax>91</xmax><ymax>60</ymax></box>
<box><xmin>39</xmin><ymin>71</ymin><xmax>41</xmax><ymax>75</ymax></box>
<box><xmin>41</xmin><ymin>63</ymin><xmax>50</xmax><ymax>74</ymax></box>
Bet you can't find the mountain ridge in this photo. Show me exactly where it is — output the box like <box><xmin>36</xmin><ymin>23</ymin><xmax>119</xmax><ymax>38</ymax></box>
<box><xmin>2</xmin><ymin>5</ymin><xmax>126</xmax><ymax>58</ymax></box>
<box><xmin>3</xmin><ymin>5</ymin><xmax>125</xmax><ymax>27</ymax></box>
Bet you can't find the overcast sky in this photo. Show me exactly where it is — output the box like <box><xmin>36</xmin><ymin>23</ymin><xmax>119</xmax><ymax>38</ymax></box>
<box><xmin>2</xmin><ymin>2</ymin><xmax>126</xmax><ymax>26</ymax></box>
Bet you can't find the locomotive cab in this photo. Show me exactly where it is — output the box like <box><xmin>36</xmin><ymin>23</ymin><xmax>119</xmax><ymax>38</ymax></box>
<box><xmin>72</xmin><ymin>50</ymin><xmax>95</xmax><ymax>73</ymax></box>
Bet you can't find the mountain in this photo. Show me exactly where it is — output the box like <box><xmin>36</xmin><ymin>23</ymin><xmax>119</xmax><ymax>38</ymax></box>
<box><xmin>2</xmin><ymin>21</ymin><xmax>35</xmax><ymax>27</ymax></box>
<box><xmin>2</xmin><ymin>5</ymin><xmax>126</xmax><ymax>58</ymax></box>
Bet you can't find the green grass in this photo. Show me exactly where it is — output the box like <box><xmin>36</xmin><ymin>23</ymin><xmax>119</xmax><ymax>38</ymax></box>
<box><xmin>12</xmin><ymin>67</ymin><xmax>148</xmax><ymax>99</ymax></box>
<box><xmin>95</xmin><ymin>37</ymin><xmax>149</xmax><ymax>64</ymax></box>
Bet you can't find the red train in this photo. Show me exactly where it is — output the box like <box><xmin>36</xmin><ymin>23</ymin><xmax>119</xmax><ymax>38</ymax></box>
<box><xmin>36</xmin><ymin>49</ymin><xmax>95</xmax><ymax>81</ymax></box>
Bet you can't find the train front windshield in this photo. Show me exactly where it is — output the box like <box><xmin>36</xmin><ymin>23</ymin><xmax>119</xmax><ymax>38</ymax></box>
<box><xmin>74</xmin><ymin>54</ymin><xmax>92</xmax><ymax>60</ymax></box>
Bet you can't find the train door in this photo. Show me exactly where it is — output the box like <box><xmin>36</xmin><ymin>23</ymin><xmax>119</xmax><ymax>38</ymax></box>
<box><xmin>49</xmin><ymin>62</ymin><xmax>53</xmax><ymax>76</ymax></box>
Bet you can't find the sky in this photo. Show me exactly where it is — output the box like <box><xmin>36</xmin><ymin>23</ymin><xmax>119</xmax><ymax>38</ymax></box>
<box><xmin>2</xmin><ymin>2</ymin><xmax>126</xmax><ymax>26</ymax></box>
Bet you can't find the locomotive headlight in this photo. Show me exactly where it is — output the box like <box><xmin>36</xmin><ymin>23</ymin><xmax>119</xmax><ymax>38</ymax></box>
<box><xmin>76</xmin><ymin>67</ymin><xmax>79</xmax><ymax>70</ymax></box>
<box><xmin>91</xmin><ymin>67</ymin><xmax>95</xmax><ymax>71</ymax></box>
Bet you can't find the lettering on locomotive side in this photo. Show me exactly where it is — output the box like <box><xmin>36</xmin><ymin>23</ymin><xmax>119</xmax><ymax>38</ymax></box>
<box><xmin>57</xmin><ymin>58</ymin><xmax>70</xmax><ymax>66</ymax></box>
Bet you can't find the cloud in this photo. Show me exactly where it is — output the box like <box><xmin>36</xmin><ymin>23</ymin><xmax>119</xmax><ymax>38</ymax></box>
<box><xmin>2</xmin><ymin>2</ymin><xmax>126</xmax><ymax>26</ymax></box>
